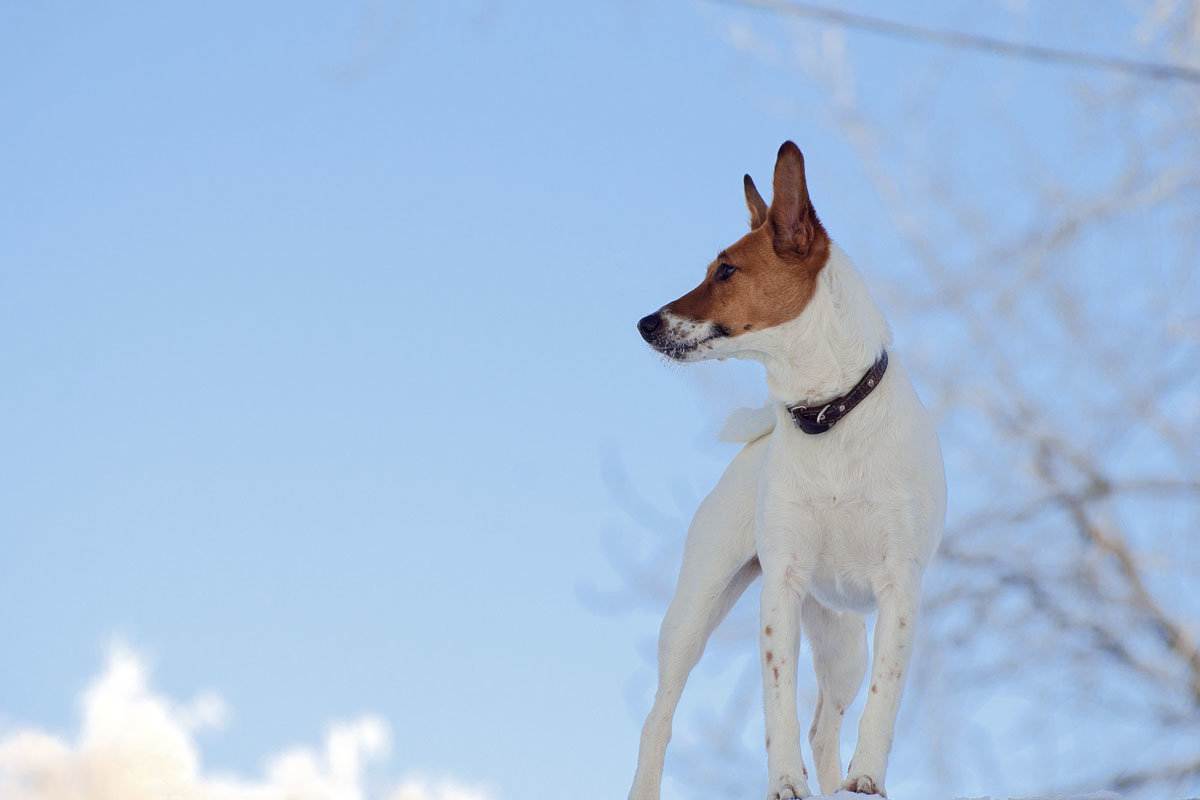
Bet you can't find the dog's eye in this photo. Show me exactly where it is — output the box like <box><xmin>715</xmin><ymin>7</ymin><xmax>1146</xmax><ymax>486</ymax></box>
<box><xmin>715</xmin><ymin>263</ymin><xmax>737</xmax><ymax>281</ymax></box>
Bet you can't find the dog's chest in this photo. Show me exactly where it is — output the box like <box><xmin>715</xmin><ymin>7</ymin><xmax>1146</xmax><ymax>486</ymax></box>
<box><xmin>756</xmin><ymin>427</ymin><xmax>899</xmax><ymax>612</ymax></box>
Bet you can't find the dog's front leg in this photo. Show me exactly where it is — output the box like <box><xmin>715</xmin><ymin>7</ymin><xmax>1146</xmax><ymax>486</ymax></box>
<box><xmin>628</xmin><ymin>440</ymin><xmax>764</xmax><ymax>800</ymax></box>
<box><xmin>759</xmin><ymin>562</ymin><xmax>812</xmax><ymax>800</ymax></box>
<box><xmin>842</xmin><ymin>581</ymin><xmax>920</xmax><ymax>797</ymax></box>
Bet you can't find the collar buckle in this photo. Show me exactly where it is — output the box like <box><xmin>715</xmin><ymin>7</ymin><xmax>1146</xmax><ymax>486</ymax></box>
<box><xmin>786</xmin><ymin>350</ymin><xmax>888</xmax><ymax>436</ymax></box>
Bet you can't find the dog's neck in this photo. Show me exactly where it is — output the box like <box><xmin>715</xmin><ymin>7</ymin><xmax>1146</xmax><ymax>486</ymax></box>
<box><xmin>742</xmin><ymin>243</ymin><xmax>892</xmax><ymax>406</ymax></box>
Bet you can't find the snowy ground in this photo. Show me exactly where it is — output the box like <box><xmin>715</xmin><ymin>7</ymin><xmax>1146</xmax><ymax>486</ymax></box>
<box><xmin>809</xmin><ymin>793</ymin><xmax>1122</xmax><ymax>800</ymax></box>
<box><xmin>953</xmin><ymin>795</ymin><xmax>1122</xmax><ymax>800</ymax></box>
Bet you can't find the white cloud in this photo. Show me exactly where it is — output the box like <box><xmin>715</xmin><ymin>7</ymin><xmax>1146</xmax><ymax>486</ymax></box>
<box><xmin>0</xmin><ymin>643</ymin><xmax>493</xmax><ymax>800</ymax></box>
<box><xmin>387</xmin><ymin>778</ymin><xmax>497</xmax><ymax>800</ymax></box>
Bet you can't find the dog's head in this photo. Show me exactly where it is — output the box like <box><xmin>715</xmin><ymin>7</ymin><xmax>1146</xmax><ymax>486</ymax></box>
<box><xmin>637</xmin><ymin>141</ymin><xmax>830</xmax><ymax>362</ymax></box>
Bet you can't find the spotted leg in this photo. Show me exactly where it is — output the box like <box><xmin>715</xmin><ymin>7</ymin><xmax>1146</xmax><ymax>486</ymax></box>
<box><xmin>842</xmin><ymin>581</ymin><xmax>920</xmax><ymax>797</ymax></box>
<box><xmin>759</xmin><ymin>566</ymin><xmax>812</xmax><ymax>800</ymax></box>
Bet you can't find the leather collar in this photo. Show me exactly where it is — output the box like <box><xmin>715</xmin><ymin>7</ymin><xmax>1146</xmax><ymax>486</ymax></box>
<box><xmin>787</xmin><ymin>350</ymin><xmax>888</xmax><ymax>435</ymax></box>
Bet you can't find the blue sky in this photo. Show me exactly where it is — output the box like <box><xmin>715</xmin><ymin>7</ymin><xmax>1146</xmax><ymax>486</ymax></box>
<box><xmin>0</xmin><ymin>2</ymin><xmax>1184</xmax><ymax>799</ymax></box>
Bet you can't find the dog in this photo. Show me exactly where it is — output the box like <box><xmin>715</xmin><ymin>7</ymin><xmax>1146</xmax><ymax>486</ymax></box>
<box><xmin>628</xmin><ymin>142</ymin><xmax>945</xmax><ymax>799</ymax></box>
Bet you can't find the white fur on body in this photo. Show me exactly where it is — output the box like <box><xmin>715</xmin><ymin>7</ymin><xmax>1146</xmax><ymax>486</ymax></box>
<box><xmin>630</xmin><ymin>244</ymin><xmax>946</xmax><ymax>799</ymax></box>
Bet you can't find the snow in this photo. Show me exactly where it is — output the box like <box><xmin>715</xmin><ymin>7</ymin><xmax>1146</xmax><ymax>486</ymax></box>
<box><xmin>808</xmin><ymin>793</ymin><xmax>1121</xmax><ymax>800</ymax></box>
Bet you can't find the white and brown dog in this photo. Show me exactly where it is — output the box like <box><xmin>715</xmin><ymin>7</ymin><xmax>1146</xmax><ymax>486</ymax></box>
<box><xmin>629</xmin><ymin>142</ymin><xmax>945</xmax><ymax>799</ymax></box>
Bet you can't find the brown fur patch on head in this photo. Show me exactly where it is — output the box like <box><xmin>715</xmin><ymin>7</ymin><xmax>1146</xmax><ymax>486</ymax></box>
<box><xmin>663</xmin><ymin>142</ymin><xmax>829</xmax><ymax>335</ymax></box>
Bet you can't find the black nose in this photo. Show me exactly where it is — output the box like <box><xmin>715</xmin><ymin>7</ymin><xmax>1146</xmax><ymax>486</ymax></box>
<box><xmin>638</xmin><ymin>312</ymin><xmax>662</xmax><ymax>340</ymax></box>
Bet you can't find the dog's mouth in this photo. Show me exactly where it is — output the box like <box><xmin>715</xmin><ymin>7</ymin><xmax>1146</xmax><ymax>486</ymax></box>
<box><xmin>650</xmin><ymin>338</ymin><xmax>706</xmax><ymax>361</ymax></box>
<box><xmin>643</xmin><ymin>319</ymin><xmax>732</xmax><ymax>362</ymax></box>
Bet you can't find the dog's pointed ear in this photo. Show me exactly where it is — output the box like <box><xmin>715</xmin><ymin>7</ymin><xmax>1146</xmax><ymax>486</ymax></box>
<box><xmin>768</xmin><ymin>141</ymin><xmax>817</xmax><ymax>257</ymax></box>
<box><xmin>744</xmin><ymin>174</ymin><xmax>768</xmax><ymax>230</ymax></box>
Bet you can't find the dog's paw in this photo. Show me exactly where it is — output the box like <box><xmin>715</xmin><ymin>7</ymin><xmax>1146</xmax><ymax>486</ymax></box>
<box><xmin>840</xmin><ymin>774</ymin><xmax>884</xmax><ymax>796</ymax></box>
<box><xmin>765</xmin><ymin>775</ymin><xmax>811</xmax><ymax>799</ymax></box>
